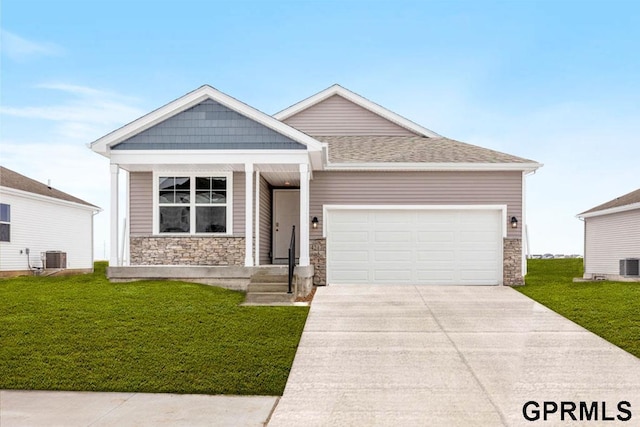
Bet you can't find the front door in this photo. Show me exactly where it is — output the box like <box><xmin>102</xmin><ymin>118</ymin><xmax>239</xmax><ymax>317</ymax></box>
<box><xmin>273</xmin><ymin>189</ymin><xmax>300</xmax><ymax>263</ymax></box>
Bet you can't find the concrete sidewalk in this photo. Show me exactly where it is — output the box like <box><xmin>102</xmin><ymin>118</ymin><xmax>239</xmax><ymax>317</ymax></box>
<box><xmin>0</xmin><ymin>390</ymin><xmax>277</xmax><ymax>427</ymax></box>
<box><xmin>268</xmin><ymin>285</ymin><xmax>640</xmax><ymax>426</ymax></box>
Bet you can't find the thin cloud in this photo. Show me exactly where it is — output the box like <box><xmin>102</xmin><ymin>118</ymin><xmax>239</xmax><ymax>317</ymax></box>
<box><xmin>0</xmin><ymin>29</ymin><xmax>63</xmax><ymax>61</ymax></box>
<box><xmin>0</xmin><ymin>83</ymin><xmax>145</xmax><ymax>141</ymax></box>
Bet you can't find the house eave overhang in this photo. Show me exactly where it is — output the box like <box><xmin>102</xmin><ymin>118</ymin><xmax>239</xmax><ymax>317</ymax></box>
<box><xmin>89</xmin><ymin>85</ymin><xmax>324</xmax><ymax>157</ymax></box>
<box><xmin>577</xmin><ymin>202</ymin><xmax>640</xmax><ymax>219</ymax></box>
<box><xmin>273</xmin><ymin>84</ymin><xmax>442</xmax><ymax>138</ymax></box>
<box><xmin>109</xmin><ymin>149</ymin><xmax>322</xmax><ymax>170</ymax></box>
<box><xmin>0</xmin><ymin>186</ymin><xmax>101</xmax><ymax>213</ymax></box>
<box><xmin>323</xmin><ymin>162</ymin><xmax>543</xmax><ymax>172</ymax></box>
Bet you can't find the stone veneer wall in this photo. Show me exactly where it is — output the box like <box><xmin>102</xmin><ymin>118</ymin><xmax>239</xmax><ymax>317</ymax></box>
<box><xmin>130</xmin><ymin>236</ymin><xmax>245</xmax><ymax>266</ymax></box>
<box><xmin>503</xmin><ymin>238</ymin><xmax>524</xmax><ymax>286</ymax></box>
<box><xmin>310</xmin><ymin>238</ymin><xmax>327</xmax><ymax>286</ymax></box>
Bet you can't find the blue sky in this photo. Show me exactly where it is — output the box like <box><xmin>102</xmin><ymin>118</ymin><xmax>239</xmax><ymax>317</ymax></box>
<box><xmin>1</xmin><ymin>0</ymin><xmax>639</xmax><ymax>258</ymax></box>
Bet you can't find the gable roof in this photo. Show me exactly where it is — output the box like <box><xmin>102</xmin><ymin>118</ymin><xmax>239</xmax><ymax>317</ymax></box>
<box><xmin>579</xmin><ymin>188</ymin><xmax>640</xmax><ymax>218</ymax></box>
<box><xmin>90</xmin><ymin>85</ymin><xmax>323</xmax><ymax>156</ymax></box>
<box><xmin>317</xmin><ymin>135</ymin><xmax>537</xmax><ymax>164</ymax></box>
<box><xmin>273</xmin><ymin>84</ymin><xmax>442</xmax><ymax>138</ymax></box>
<box><xmin>0</xmin><ymin>166</ymin><xmax>99</xmax><ymax>209</ymax></box>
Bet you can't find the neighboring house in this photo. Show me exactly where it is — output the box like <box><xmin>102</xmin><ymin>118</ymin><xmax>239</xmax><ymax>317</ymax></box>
<box><xmin>578</xmin><ymin>188</ymin><xmax>640</xmax><ymax>281</ymax></box>
<box><xmin>90</xmin><ymin>84</ymin><xmax>541</xmax><ymax>290</ymax></box>
<box><xmin>0</xmin><ymin>166</ymin><xmax>100</xmax><ymax>277</ymax></box>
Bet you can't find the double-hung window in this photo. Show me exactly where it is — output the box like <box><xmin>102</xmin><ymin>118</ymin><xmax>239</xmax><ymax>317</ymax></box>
<box><xmin>157</xmin><ymin>175</ymin><xmax>230</xmax><ymax>234</ymax></box>
<box><xmin>0</xmin><ymin>203</ymin><xmax>10</xmax><ymax>242</ymax></box>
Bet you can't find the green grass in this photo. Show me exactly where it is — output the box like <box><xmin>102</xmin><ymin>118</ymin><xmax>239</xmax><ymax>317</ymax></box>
<box><xmin>518</xmin><ymin>259</ymin><xmax>640</xmax><ymax>358</ymax></box>
<box><xmin>0</xmin><ymin>262</ymin><xmax>309</xmax><ymax>395</ymax></box>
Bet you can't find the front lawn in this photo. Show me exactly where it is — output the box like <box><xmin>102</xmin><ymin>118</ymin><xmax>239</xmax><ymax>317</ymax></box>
<box><xmin>0</xmin><ymin>262</ymin><xmax>309</xmax><ymax>395</ymax></box>
<box><xmin>518</xmin><ymin>259</ymin><xmax>640</xmax><ymax>358</ymax></box>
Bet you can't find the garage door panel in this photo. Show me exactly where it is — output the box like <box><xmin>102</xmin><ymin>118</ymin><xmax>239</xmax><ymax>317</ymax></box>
<box><xmin>374</xmin><ymin>231</ymin><xmax>412</xmax><ymax>243</ymax></box>
<box><xmin>327</xmin><ymin>208</ymin><xmax>503</xmax><ymax>285</ymax></box>
<box><xmin>373</xmin><ymin>269</ymin><xmax>413</xmax><ymax>281</ymax></box>
<box><xmin>416</xmin><ymin>250</ymin><xmax>455</xmax><ymax>261</ymax></box>
<box><xmin>374</xmin><ymin>251</ymin><xmax>412</xmax><ymax>261</ymax></box>
<box><xmin>416</xmin><ymin>231</ymin><xmax>455</xmax><ymax>242</ymax></box>
<box><xmin>332</xmin><ymin>231</ymin><xmax>369</xmax><ymax>243</ymax></box>
<box><xmin>332</xmin><ymin>250</ymin><xmax>370</xmax><ymax>262</ymax></box>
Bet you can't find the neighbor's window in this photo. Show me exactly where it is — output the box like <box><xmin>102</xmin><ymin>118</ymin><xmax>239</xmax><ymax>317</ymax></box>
<box><xmin>0</xmin><ymin>203</ymin><xmax>10</xmax><ymax>242</ymax></box>
<box><xmin>158</xmin><ymin>176</ymin><xmax>228</xmax><ymax>234</ymax></box>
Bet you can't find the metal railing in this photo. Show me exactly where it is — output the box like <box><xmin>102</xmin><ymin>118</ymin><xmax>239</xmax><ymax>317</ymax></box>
<box><xmin>288</xmin><ymin>225</ymin><xmax>296</xmax><ymax>294</ymax></box>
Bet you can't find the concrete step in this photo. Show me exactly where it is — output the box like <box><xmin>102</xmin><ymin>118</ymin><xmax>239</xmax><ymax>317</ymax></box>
<box><xmin>247</xmin><ymin>282</ymin><xmax>290</xmax><ymax>293</ymax></box>
<box><xmin>244</xmin><ymin>292</ymin><xmax>294</xmax><ymax>304</ymax></box>
<box><xmin>250</xmin><ymin>274</ymin><xmax>289</xmax><ymax>283</ymax></box>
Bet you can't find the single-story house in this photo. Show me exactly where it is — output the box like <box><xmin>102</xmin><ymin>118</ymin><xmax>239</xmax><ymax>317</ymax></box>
<box><xmin>90</xmin><ymin>84</ymin><xmax>541</xmax><ymax>291</ymax></box>
<box><xmin>578</xmin><ymin>188</ymin><xmax>640</xmax><ymax>281</ymax></box>
<box><xmin>0</xmin><ymin>166</ymin><xmax>101</xmax><ymax>277</ymax></box>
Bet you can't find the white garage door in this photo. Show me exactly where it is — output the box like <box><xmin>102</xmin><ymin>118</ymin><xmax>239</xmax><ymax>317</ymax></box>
<box><xmin>327</xmin><ymin>209</ymin><xmax>503</xmax><ymax>285</ymax></box>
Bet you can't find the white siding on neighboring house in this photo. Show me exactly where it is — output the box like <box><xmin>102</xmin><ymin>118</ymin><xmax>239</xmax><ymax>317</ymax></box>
<box><xmin>584</xmin><ymin>209</ymin><xmax>640</xmax><ymax>277</ymax></box>
<box><xmin>282</xmin><ymin>95</ymin><xmax>417</xmax><ymax>136</ymax></box>
<box><xmin>0</xmin><ymin>190</ymin><xmax>95</xmax><ymax>272</ymax></box>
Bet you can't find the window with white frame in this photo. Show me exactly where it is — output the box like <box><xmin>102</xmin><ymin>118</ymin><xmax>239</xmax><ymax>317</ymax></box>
<box><xmin>157</xmin><ymin>175</ymin><xmax>230</xmax><ymax>234</ymax></box>
<box><xmin>0</xmin><ymin>203</ymin><xmax>10</xmax><ymax>242</ymax></box>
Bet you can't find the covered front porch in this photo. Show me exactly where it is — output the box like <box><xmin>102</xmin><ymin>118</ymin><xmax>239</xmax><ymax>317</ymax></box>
<box><xmin>107</xmin><ymin>155</ymin><xmax>316</xmax><ymax>296</ymax></box>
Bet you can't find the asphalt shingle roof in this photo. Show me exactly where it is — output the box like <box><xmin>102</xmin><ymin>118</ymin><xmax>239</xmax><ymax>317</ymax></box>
<box><xmin>0</xmin><ymin>166</ymin><xmax>98</xmax><ymax>208</ymax></box>
<box><xmin>314</xmin><ymin>135</ymin><xmax>536</xmax><ymax>164</ymax></box>
<box><xmin>580</xmin><ymin>188</ymin><xmax>640</xmax><ymax>215</ymax></box>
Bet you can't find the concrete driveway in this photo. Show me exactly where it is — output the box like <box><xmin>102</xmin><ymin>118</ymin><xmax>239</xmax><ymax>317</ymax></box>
<box><xmin>268</xmin><ymin>285</ymin><xmax>640</xmax><ymax>426</ymax></box>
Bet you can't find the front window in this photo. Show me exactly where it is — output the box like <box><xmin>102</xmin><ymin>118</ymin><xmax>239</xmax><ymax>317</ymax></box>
<box><xmin>0</xmin><ymin>203</ymin><xmax>10</xmax><ymax>242</ymax></box>
<box><xmin>158</xmin><ymin>175</ymin><xmax>229</xmax><ymax>234</ymax></box>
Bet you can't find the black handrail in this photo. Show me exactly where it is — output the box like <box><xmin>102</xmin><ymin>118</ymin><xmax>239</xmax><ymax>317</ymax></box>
<box><xmin>288</xmin><ymin>225</ymin><xmax>296</xmax><ymax>294</ymax></box>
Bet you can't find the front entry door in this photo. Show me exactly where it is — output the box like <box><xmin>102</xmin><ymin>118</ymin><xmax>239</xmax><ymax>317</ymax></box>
<box><xmin>273</xmin><ymin>189</ymin><xmax>300</xmax><ymax>263</ymax></box>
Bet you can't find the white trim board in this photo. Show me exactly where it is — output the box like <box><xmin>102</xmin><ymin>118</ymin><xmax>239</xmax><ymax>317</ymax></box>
<box><xmin>578</xmin><ymin>202</ymin><xmax>640</xmax><ymax>219</ymax></box>
<box><xmin>324</xmin><ymin>162</ymin><xmax>543</xmax><ymax>172</ymax></box>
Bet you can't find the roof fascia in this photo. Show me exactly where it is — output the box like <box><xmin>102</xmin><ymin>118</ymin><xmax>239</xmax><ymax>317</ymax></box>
<box><xmin>0</xmin><ymin>186</ymin><xmax>101</xmax><ymax>212</ymax></box>
<box><xmin>578</xmin><ymin>202</ymin><xmax>640</xmax><ymax>219</ymax></box>
<box><xmin>323</xmin><ymin>162</ymin><xmax>543</xmax><ymax>172</ymax></box>
<box><xmin>89</xmin><ymin>85</ymin><xmax>323</xmax><ymax>157</ymax></box>
<box><xmin>273</xmin><ymin>84</ymin><xmax>442</xmax><ymax>138</ymax></box>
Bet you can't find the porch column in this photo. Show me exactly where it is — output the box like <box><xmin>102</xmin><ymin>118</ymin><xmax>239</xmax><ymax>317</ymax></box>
<box><xmin>244</xmin><ymin>163</ymin><xmax>254</xmax><ymax>267</ymax></box>
<box><xmin>254</xmin><ymin>170</ymin><xmax>261</xmax><ymax>266</ymax></box>
<box><xmin>299</xmin><ymin>163</ymin><xmax>310</xmax><ymax>266</ymax></box>
<box><xmin>109</xmin><ymin>164</ymin><xmax>119</xmax><ymax>267</ymax></box>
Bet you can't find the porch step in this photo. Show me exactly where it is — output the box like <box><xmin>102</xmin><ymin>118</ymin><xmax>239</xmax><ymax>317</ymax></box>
<box><xmin>249</xmin><ymin>273</ymin><xmax>289</xmax><ymax>283</ymax></box>
<box><xmin>247</xmin><ymin>282</ymin><xmax>290</xmax><ymax>293</ymax></box>
<box><xmin>243</xmin><ymin>292</ymin><xmax>295</xmax><ymax>305</ymax></box>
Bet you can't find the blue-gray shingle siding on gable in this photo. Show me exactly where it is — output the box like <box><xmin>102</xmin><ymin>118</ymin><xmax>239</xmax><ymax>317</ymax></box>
<box><xmin>112</xmin><ymin>99</ymin><xmax>306</xmax><ymax>150</ymax></box>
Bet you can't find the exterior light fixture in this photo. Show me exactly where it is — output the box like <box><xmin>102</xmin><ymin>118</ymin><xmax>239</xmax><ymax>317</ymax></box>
<box><xmin>312</xmin><ymin>216</ymin><xmax>319</xmax><ymax>229</ymax></box>
<box><xmin>510</xmin><ymin>216</ymin><xmax>518</xmax><ymax>229</ymax></box>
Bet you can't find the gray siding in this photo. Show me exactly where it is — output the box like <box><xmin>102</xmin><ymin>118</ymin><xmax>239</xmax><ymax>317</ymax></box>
<box><xmin>259</xmin><ymin>176</ymin><xmax>272</xmax><ymax>264</ymax></box>
<box><xmin>130</xmin><ymin>172</ymin><xmax>153</xmax><ymax>235</ymax></box>
<box><xmin>283</xmin><ymin>95</ymin><xmax>417</xmax><ymax>136</ymax></box>
<box><xmin>310</xmin><ymin>171</ymin><xmax>523</xmax><ymax>239</ymax></box>
<box><xmin>585</xmin><ymin>210</ymin><xmax>640</xmax><ymax>276</ymax></box>
<box><xmin>233</xmin><ymin>172</ymin><xmax>245</xmax><ymax>237</ymax></box>
<box><xmin>113</xmin><ymin>99</ymin><xmax>306</xmax><ymax>150</ymax></box>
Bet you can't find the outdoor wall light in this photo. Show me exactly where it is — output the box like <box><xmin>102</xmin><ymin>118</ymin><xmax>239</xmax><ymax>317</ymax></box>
<box><xmin>312</xmin><ymin>216</ymin><xmax>319</xmax><ymax>229</ymax></box>
<box><xmin>510</xmin><ymin>216</ymin><xmax>518</xmax><ymax>229</ymax></box>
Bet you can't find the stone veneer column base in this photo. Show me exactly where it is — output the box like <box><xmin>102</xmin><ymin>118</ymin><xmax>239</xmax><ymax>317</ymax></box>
<box><xmin>310</xmin><ymin>238</ymin><xmax>326</xmax><ymax>286</ymax></box>
<box><xmin>130</xmin><ymin>236</ymin><xmax>245</xmax><ymax>266</ymax></box>
<box><xmin>503</xmin><ymin>238</ymin><xmax>524</xmax><ymax>286</ymax></box>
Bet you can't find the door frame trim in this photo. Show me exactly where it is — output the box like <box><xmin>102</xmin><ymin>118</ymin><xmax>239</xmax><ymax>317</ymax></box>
<box><xmin>272</xmin><ymin>188</ymin><xmax>301</xmax><ymax>263</ymax></box>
